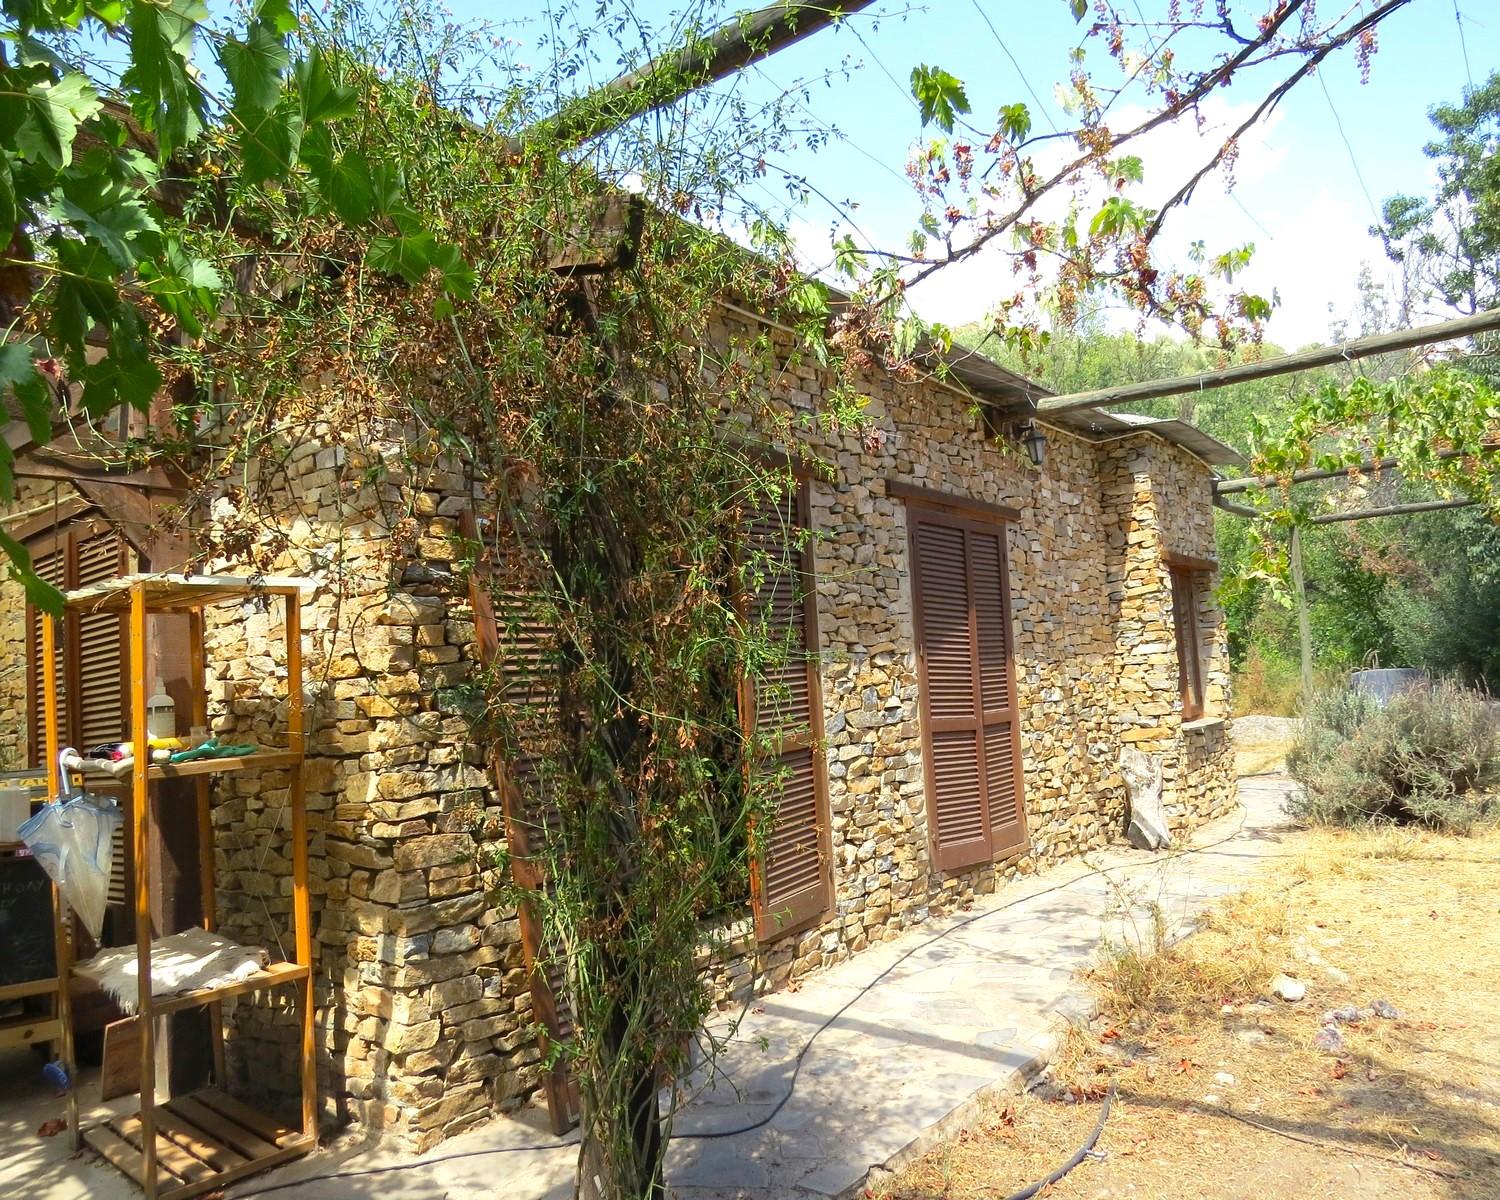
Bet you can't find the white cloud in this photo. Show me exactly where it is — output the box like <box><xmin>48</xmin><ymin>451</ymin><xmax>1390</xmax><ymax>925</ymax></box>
<box><xmin>796</xmin><ymin>94</ymin><xmax>1400</xmax><ymax>347</ymax></box>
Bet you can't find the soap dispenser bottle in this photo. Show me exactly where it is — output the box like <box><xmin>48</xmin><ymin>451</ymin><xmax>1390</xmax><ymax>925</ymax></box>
<box><xmin>146</xmin><ymin>679</ymin><xmax>176</xmax><ymax>740</ymax></box>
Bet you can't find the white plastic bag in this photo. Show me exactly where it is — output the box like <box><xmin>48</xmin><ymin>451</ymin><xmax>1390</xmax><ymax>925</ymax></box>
<box><xmin>18</xmin><ymin>752</ymin><xmax>123</xmax><ymax>940</ymax></box>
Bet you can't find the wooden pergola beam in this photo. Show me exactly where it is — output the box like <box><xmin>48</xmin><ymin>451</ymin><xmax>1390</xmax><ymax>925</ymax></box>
<box><xmin>1214</xmin><ymin>493</ymin><xmax>1479</xmax><ymax>524</ymax></box>
<box><xmin>1036</xmin><ymin>307</ymin><xmax>1500</xmax><ymax>415</ymax></box>
<box><xmin>529</xmin><ymin>2</ymin><xmax>876</xmax><ymax>148</ymax></box>
<box><xmin>1307</xmin><ymin>497</ymin><xmax>1477</xmax><ymax>524</ymax></box>
<box><xmin>1214</xmin><ymin>443</ymin><xmax>1496</xmax><ymax>495</ymax></box>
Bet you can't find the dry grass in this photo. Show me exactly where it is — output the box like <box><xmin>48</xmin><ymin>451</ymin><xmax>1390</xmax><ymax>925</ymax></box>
<box><xmin>877</xmin><ymin>824</ymin><xmax>1500</xmax><ymax>1200</ymax></box>
<box><xmin>1088</xmin><ymin>888</ymin><xmax>1289</xmax><ymax>1032</ymax></box>
<box><xmin>1234</xmin><ymin>736</ymin><xmax>1293</xmax><ymax>777</ymax></box>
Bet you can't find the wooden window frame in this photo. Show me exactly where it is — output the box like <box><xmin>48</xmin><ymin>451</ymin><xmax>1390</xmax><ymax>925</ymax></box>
<box><xmin>742</xmin><ymin>472</ymin><xmax>833</xmax><ymax>943</ymax></box>
<box><xmin>1169</xmin><ymin>565</ymin><xmax>1207</xmax><ymax>722</ymax></box>
<box><xmin>906</xmin><ymin>498</ymin><xmax>1027</xmax><ymax>873</ymax></box>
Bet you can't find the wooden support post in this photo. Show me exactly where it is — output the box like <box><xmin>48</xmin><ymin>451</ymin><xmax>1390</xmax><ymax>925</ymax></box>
<box><xmin>1289</xmin><ymin>525</ymin><xmax>1314</xmax><ymax>706</ymax></box>
<box><xmin>42</xmin><ymin>612</ymin><xmax>79</xmax><ymax>1147</ymax></box>
<box><xmin>286</xmin><ymin>593</ymin><xmax>316</xmax><ymax>1141</ymax></box>
<box><xmin>129</xmin><ymin>584</ymin><xmax>160</xmax><ymax>1197</ymax></box>
<box><xmin>189</xmin><ymin>607</ymin><xmax>226</xmax><ymax>1086</ymax></box>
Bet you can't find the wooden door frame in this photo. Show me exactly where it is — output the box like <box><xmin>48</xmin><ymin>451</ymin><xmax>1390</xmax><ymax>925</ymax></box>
<box><xmin>905</xmin><ymin>496</ymin><xmax>1028</xmax><ymax>872</ymax></box>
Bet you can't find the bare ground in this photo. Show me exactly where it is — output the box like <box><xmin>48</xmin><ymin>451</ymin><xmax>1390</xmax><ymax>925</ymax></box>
<box><xmin>875</xmin><ymin>819</ymin><xmax>1500</xmax><ymax>1200</ymax></box>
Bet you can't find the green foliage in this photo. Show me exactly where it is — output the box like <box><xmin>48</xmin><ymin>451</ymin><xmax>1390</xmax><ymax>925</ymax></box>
<box><xmin>1287</xmin><ymin>682</ymin><xmax>1500</xmax><ymax>833</ymax></box>
<box><xmin>1379</xmin><ymin>71</ymin><xmax>1500</xmax><ymax>314</ymax></box>
<box><xmin>997</xmin><ymin>101</ymin><xmax>1031</xmax><ymax>144</ymax></box>
<box><xmin>1375</xmin><ymin>508</ymin><xmax>1500</xmax><ymax>690</ymax></box>
<box><xmin>909</xmin><ymin>64</ymin><xmax>970</xmax><ymax>133</ymax></box>
<box><xmin>0</xmin><ymin>0</ymin><xmax>483</xmax><ymax>613</ymax></box>
<box><xmin>1229</xmin><ymin>644</ymin><xmax>1302</xmax><ymax>718</ymax></box>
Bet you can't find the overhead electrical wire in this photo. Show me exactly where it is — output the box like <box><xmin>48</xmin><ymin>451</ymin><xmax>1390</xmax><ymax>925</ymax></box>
<box><xmin>1454</xmin><ymin>0</ymin><xmax>1474</xmax><ymax>90</ymax></box>
<box><xmin>1317</xmin><ymin>71</ymin><xmax>1383</xmax><ymax>227</ymax></box>
<box><xmin>967</xmin><ymin>0</ymin><xmax>1063</xmax><ymax>134</ymax></box>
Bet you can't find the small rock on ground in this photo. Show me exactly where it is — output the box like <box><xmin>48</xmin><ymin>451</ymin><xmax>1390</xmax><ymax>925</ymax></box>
<box><xmin>1270</xmin><ymin>973</ymin><xmax>1307</xmax><ymax>1002</ymax></box>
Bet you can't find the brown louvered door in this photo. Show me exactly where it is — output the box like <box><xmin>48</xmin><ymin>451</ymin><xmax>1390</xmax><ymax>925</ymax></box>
<box><xmin>460</xmin><ymin>508</ymin><xmax>580</xmax><ymax>1135</ymax></box>
<box><xmin>745</xmin><ymin>478</ymin><xmax>831</xmax><ymax>941</ymax></box>
<box><xmin>1170</xmin><ymin>567</ymin><xmax>1205</xmax><ymax>721</ymax></box>
<box><xmin>909</xmin><ymin>505</ymin><xmax>1026</xmax><ymax>871</ymax></box>
<box><xmin>970</xmin><ymin>524</ymin><xmax>1025</xmax><ymax>855</ymax></box>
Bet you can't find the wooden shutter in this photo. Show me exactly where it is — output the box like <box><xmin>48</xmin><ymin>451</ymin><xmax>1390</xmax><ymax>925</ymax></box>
<box><xmin>1171</xmin><ymin>567</ymin><xmax>1205</xmax><ymax>721</ymax></box>
<box><xmin>460</xmin><ymin>508</ymin><xmax>579</xmax><ymax>1136</ymax></box>
<box><xmin>26</xmin><ymin>544</ymin><xmax>68</xmax><ymax>767</ymax></box>
<box><xmin>909</xmin><ymin>504</ymin><xmax>1027</xmax><ymax>871</ymax></box>
<box><xmin>75</xmin><ymin>532</ymin><xmax>127</xmax><ymax>747</ymax></box>
<box><xmin>970</xmin><ymin>526</ymin><xmax>1024</xmax><ymax>854</ymax></box>
<box><xmin>745</xmin><ymin>478</ymin><xmax>831</xmax><ymax>942</ymax></box>
<box><xmin>26</xmin><ymin>526</ymin><xmax>127</xmax><ymax>764</ymax></box>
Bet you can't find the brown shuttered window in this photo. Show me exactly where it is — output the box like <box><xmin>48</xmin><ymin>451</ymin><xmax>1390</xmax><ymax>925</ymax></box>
<box><xmin>1170</xmin><ymin>567</ymin><xmax>1206</xmax><ymax>721</ymax></box>
<box><xmin>460</xmin><ymin>508</ymin><xmax>580</xmax><ymax>1134</ymax></box>
<box><xmin>909</xmin><ymin>504</ymin><xmax>1026</xmax><ymax>872</ymax></box>
<box><xmin>26</xmin><ymin>524</ymin><xmax>127</xmax><ymax>765</ymax></box>
<box><xmin>745</xmin><ymin>477</ymin><xmax>832</xmax><ymax>942</ymax></box>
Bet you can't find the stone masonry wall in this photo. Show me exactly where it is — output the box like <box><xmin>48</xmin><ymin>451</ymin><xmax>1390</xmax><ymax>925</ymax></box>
<box><xmin>193</xmin><ymin>433</ymin><xmax>540</xmax><ymax>1150</ymax></box>
<box><xmin>1099</xmin><ymin>436</ymin><xmax>1235</xmax><ymax>833</ymax></box>
<box><xmin>0</xmin><ymin>314</ymin><xmax>1236</xmax><ymax>1149</ymax></box>
<box><xmin>704</xmin><ymin>313</ymin><xmax>1233</xmax><ymax>997</ymax></box>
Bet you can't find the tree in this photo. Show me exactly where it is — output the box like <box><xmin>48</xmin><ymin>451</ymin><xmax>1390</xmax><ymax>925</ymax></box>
<box><xmin>1379</xmin><ymin>72</ymin><xmax>1500</xmax><ymax>319</ymax></box>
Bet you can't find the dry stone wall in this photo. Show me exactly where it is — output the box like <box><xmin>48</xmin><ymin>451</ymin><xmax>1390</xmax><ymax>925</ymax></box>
<box><xmin>192</xmin><ymin>428</ymin><xmax>541</xmax><ymax>1150</ymax></box>
<box><xmin>0</xmin><ymin>313</ymin><xmax>1235</xmax><ymax>1149</ymax></box>
<box><xmin>1099</xmin><ymin>437</ymin><xmax>1235</xmax><ymax>833</ymax></box>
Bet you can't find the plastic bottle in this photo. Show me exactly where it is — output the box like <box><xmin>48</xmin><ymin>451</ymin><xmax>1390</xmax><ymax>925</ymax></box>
<box><xmin>146</xmin><ymin>680</ymin><xmax>176</xmax><ymax>739</ymax></box>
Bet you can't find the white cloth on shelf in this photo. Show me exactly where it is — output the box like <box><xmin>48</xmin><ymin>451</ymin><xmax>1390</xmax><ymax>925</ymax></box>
<box><xmin>75</xmin><ymin>927</ymin><xmax>271</xmax><ymax>1014</ymax></box>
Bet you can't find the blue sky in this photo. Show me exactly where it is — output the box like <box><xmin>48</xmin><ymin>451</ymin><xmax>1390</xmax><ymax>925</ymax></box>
<box><xmin>426</xmin><ymin>0</ymin><xmax>1493</xmax><ymax>348</ymax></box>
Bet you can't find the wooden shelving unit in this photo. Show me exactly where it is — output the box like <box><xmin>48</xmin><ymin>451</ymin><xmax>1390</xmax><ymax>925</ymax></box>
<box><xmin>0</xmin><ymin>975</ymin><xmax>65</xmax><ymax>1051</ymax></box>
<box><xmin>45</xmin><ymin>574</ymin><xmax>318</xmax><ymax>1200</ymax></box>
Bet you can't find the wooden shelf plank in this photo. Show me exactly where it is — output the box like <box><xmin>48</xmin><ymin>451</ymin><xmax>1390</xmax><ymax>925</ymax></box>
<box><xmin>0</xmin><ymin>1012</ymin><xmax>61</xmax><ymax>1049</ymax></box>
<box><xmin>116</xmin><ymin>1115</ymin><xmax>217</xmax><ymax>1185</ymax></box>
<box><xmin>195</xmin><ymin>1086</ymin><xmax>300</xmax><ymax>1147</ymax></box>
<box><xmin>147</xmin><ymin>750</ymin><xmax>301</xmax><ymax>781</ymax></box>
<box><xmin>0</xmin><ymin>976</ymin><xmax>58</xmax><ymax>1002</ymax></box>
<box><xmin>64</xmin><ymin>573</ymin><xmax>315</xmax><ymax>614</ymax></box>
<box><xmin>147</xmin><ymin>960</ymin><xmax>309</xmax><ymax>1016</ymax></box>
<box><xmin>86</xmin><ymin>1089</ymin><xmax>315</xmax><ymax>1200</ymax></box>
<box><xmin>84</xmin><ymin>1123</ymin><xmax>176</xmax><ymax>1191</ymax></box>
<box><xmin>155</xmin><ymin>1109</ymin><xmax>249</xmax><ymax>1172</ymax></box>
<box><xmin>167</xmin><ymin>1094</ymin><xmax>279</xmax><ymax>1160</ymax></box>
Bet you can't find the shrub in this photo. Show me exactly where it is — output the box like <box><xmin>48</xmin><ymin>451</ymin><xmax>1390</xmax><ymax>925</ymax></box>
<box><xmin>1287</xmin><ymin>681</ymin><xmax>1500</xmax><ymax>833</ymax></box>
<box><xmin>1232</xmin><ymin>645</ymin><xmax>1302</xmax><ymax>716</ymax></box>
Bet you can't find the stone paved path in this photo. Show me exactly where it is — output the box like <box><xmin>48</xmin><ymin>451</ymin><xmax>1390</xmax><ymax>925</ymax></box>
<box><xmin>220</xmin><ymin>774</ymin><xmax>1297</xmax><ymax>1200</ymax></box>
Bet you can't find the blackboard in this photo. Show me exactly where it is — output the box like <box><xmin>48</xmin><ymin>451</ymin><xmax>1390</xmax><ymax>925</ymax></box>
<box><xmin>0</xmin><ymin>856</ymin><xmax>56</xmax><ymax>986</ymax></box>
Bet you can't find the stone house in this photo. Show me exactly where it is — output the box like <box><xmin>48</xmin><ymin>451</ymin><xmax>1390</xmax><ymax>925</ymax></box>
<box><xmin>0</xmin><ymin>302</ymin><xmax>1240</xmax><ymax>1149</ymax></box>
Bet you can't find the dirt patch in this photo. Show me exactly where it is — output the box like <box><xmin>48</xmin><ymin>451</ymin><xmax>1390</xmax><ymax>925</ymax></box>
<box><xmin>875</xmin><ymin>822</ymin><xmax>1500</xmax><ymax>1200</ymax></box>
<box><xmin>1233</xmin><ymin>714</ymin><xmax>1299</xmax><ymax>778</ymax></box>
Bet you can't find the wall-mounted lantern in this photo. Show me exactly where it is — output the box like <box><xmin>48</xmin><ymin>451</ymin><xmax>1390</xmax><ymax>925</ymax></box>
<box><xmin>1019</xmin><ymin>420</ymin><xmax>1046</xmax><ymax>468</ymax></box>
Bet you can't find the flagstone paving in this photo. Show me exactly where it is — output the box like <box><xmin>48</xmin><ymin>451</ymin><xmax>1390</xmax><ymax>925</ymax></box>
<box><xmin>220</xmin><ymin>774</ymin><xmax>1297</xmax><ymax>1200</ymax></box>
